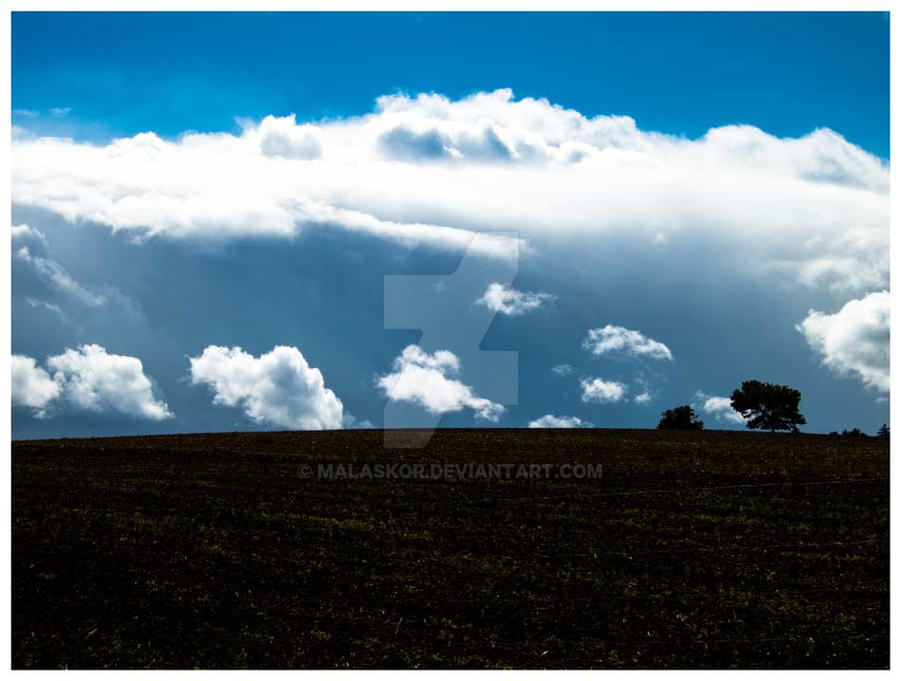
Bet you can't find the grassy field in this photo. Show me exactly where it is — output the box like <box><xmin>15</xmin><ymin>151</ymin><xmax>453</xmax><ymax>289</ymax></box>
<box><xmin>12</xmin><ymin>428</ymin><xmax>889</xmax><ymax>669</ymax></box>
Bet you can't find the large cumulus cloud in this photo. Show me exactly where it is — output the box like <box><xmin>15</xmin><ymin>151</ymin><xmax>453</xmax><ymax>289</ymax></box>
<box><xmin>11</xmin><ymin>355</ymin><xmax>61</xmax><ymax>417</ymax></box>
<box><xmin>796</xmin><ymin>291</ymin><xmax>889</xmax><ymax>393</ymax></box>
<box><xmin>377</xmin><ymin>344</ymin><xmax>504</xmax><ymax>422</ymax></box>
<box><xmin>189</xmin><ymin>345</ymin><xmax>344</xmax><ymax>430</ymax></box>
<box><xmin>12</xmin><ymin>344</ymin><xmax>172</xmax><ymax>420</ymax></box>
<box><xmin>11</xmin><ymin>89</ymin><xmax>888</xmax><ymax>290</ymax></box>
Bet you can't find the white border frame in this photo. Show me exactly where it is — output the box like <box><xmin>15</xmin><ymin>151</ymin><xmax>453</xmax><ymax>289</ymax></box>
<box><xmin>2</xmin><ymin>3</ymin><xmax>895</xmax><ymax>678</ymax></box>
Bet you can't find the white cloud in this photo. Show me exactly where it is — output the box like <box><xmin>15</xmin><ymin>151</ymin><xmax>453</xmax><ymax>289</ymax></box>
<box><xmin>255</xmin><ymin>114</ymin><xmax>322</xmax><ymax>160</ymax></box>
<box><xmin>25</xmin><ymin>297</ymin><xmax>64</xmax><ymax>316</ymax></box>
<box><xmin>12</xmin><ymin>223</ymin><xmax>47</xmax><ymax>246</ymax></box>
<box><xmin>377</xmin><ymin>344</ymin><xmax>504</xmax><ymax>422</ymax></box>
<box><xmin>790</xmin><ymin>226</ymin><xmax>889</xmax><ymax>291</ymax></box>
<box><xmin>580</xmin><ymin>377</ymin><xmax>627</xmax><ymax>403</ymax></box>
<box><xmin>583</xmin><ymin>325</ymin><xmax>673</xmax><ymax>361</ymax></box>
<box><xmin>14</xmin><ymin>241</ymin><xmax>107</xmax><ymax>307</ymax></box>
<box><xmin>13</xmin><ymin>345</ymin><xmax>171</xmax><ymax>420</ymax></box>
<box><xmin>631</xmin><ymin>374</ymin><xmax>656</xmax><ymax>404</ymax></box>
<box><xmin>189</xmin><ymin>345</ymin><xmax>344</xmax><ymax>430</ymax></box>
<box><xmin>342</xmin><ymin>414</ymin><xmax>374</xmax><ymax>429</ymax></box>
<box><xmin>12</xmin><ymin>354</ymin><xmax>61</xmax><ymax>417</ymax></box>
<box><xmin>693</xmin><ymin>391</ymin><xmax>747</xmax><ymax>425</ymax></box>
<box><xmin>634</xmin><ymin>391</ymin><xmax>653</xmax><ymax>405</ymax></box>
<box><xmin>11</xmin><ymin>89</ymin><xmax>887</xmax><ymax>289</ymax></box>
<box><xmin>476</xmin><ymin>282</ymin><xmax>555</xmax><ymax>316</ymax></box>
<box><xmin>551</xmin><ymin>363</ymin><xmax>574</xmax><ymax>376</ymax></box>
<box><xmin>528</xmin><ymin>414</ymin><xmax>593</xmax><ymax>428</ymax></box>
<box><xmin>796</xmin><ymin>290</ymin><xmax>889</xmax><ymax>393</ymax></box>
<box><xmin>46</xmin><ymin>344</ymin><xmax>172</xmax><ymax>420</ymax></box>
<box><xmin>12</xmin><ymin>107</ymin><xmax>70</xmax><ymax>118</ymax></box>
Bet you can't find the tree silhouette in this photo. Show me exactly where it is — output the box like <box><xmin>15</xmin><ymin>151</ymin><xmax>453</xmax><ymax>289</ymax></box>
<box><xmin>877</xmin><ymin>423</ymin><xmax>889</xmax><ymax>438</ymax></box>
<box><xmin>730</xmin><ymin>380</ymin><xmax>806</xmax><ymax>432</ymax></box>
<box><xmin>657</xmin><ymin>405</ymin><xmax>704</xmax><ymax>430</ymax></box>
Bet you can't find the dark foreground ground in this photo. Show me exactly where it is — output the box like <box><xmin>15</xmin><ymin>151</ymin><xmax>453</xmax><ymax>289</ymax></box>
<box><xmin>12</xmin><ymin>428</ymin><xmax>889</xmax><ymax>669</ymax></box>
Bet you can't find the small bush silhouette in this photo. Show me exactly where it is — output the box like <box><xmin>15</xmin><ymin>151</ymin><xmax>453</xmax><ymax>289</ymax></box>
<box><xmin>658</xmin><ymin>405</ymin><xmax>704</xmax><ymax>430</ymax></box>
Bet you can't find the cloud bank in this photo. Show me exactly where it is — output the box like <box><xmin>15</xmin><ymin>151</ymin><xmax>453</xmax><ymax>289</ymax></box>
<box><xmin>11</xmin><ymin>89</ymin><xmax>888</xmax><ymax>289</ymax></box>
<box><xmin>189</xmin><ymin>345</ymin><xmax>344</xmax><ymax>430</ymax></box>
<box><xmin>12</xmin><ymin>344</ymin><xmax>172</xmax><ymax>420</ymax></box>
<box><xmin>377</xmin><ymin>344</ymin><xmax>504</xmax><ymax>422</ymax></box>
<box><xmin>796</xmin><ymin>291</ymin><xmax>889</xmax><ymax>393</ymax></box>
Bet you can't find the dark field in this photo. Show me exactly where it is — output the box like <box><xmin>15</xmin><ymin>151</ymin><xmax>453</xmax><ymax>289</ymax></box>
<box><xmin>12</xmin><ymin>428</ymin><xmax>889</xmax><ymax>669</ymax></box>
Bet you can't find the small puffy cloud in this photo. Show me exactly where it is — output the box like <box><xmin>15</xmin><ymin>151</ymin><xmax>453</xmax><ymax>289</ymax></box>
<box><xmin>528</xmin><ymin>414</ymin><xmax>593</xmax><ymax>428</ymax></box>
<box><xmin>631</xmin><ymin>374</ymin><xmax>657</xmax><ymax>404</ymax></box>
<box><xmin>12</xmin><ymin>354</ymin><xmax>61</xmax><ymax>417</ymax></box>
<box><xmin>551</xmin><ymin>363</ymin><xmax>574</xmax><ymax>376</ymax></box>
<box><xmin>583</xmin><ymin>325</ymin><xmax>673</xmax><ymax>361</ymax></box>
<box><xmin>476</xmin><ymin>282</ymin><xmax>555</xmax><ymax>316</ymax></box>
<box><xmin>796</xmin><ymin>290</ymin><xmax>889</xmax><ymax>393</ymax></box>
<box><xmin>634</xmin><ymin>391</ymin><xmax>653</xmax><ymax>405</ymax></box>
<box><xmin>190</xmin><ymin>345</ymin><xmax>344</xmax><ymax>430</ymax></box>
<box><xmin>580</xmin><ymin>377</ymin><xmax>627</xmax><ymax>403</ymax></box>
<box><xmin>377</xmin><ymin>344</ymin><xmax>504</xmax><ymax>422</ymax></box>
<box><xmin>693</xmin><ymin>391</ymin><xmax>747</xmax><ymax>425</ymax></box>
<box><xmin>13</xmin><ymin>345</ymin><xmax>172</xmax><ymax>420</ymax></box>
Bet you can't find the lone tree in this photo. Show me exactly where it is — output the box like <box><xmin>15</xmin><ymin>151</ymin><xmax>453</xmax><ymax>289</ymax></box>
<box><xmin>877</xmin><ymin>423</ymin><xmax>890</xmax><ymax>438</ymax></box>
<box><xmin>658</xmin><ymin>405</ymin><xmax>704</xmax><ymax>430</ymax></box>
<box><xmin>730</xmin><ymin>380</ymin><xmax>806</xmax><ymax>432</ymax></box>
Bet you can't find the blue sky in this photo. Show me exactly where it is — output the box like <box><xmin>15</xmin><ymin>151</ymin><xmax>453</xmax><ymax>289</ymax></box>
<box><xmin>13</xmin><ymin>12</ymin><xmax>889</xmax><ymax>156</ymax></box>
<box><xmin>11</xmin><ymin>12</ymin><xmax>890</xmax><ymax>437</ymax></box>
